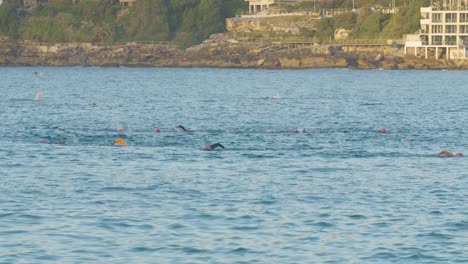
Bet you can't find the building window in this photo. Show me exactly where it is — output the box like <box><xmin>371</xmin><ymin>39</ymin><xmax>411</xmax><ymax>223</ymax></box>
<box><xmin>460</xmin><ymin>36</ymin><xmax>468</xmax><ymax>44</ymax></box>
<box><xmin>432</xmin><ymin>13</ymin><xmax>442</xmax><ymax>23</ymax></box>
<box><xmin>460</xmin><ymin>25</ymin><xmax>468</xmax><ymax>34</ymax></box>
<box><xmin>446</xmin><ymin>13</ymin><xmax>457</xmax><ymax>23</ymax></box>
<box><xmin>445</xmin><ymin>36</ymin><xmax>456</xmax><ymax>45</ymax></box>
<box><xmin>446</xmin><ymin>25</ymin><xmax>457</xmax><ymax>33</ymax></box>
<box><xmin>461</xmin><ymin>13</ymin><xmax>468</xmax><ymax>22</ymax></box>
<box><xmin>432</xmin><ymin>25</ymin><xmax>443</xmax><ymax>33</ymax></box>
<box><xmin>432</xmin><ymin>36</ymin><xmax>442</xmax><ymax>45</ymax></box>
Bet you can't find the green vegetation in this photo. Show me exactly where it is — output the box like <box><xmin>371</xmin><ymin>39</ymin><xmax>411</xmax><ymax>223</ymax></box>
<box><xmin>316</xmin><ymin>0</ymin><xmax>430</xmax><ymax>42</ymax></box>
<box><xmin>0</xmin><ymin>0</ymin><xmax>246</xmax><ymax>47</ymax></box>
<box><xmin>0</xmin><ymin>0</ymin><xmax>433</xmax><ymax>45</ymax></box>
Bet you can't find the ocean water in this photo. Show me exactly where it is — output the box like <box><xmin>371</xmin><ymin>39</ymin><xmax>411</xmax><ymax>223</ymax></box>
<box><xmin>0</xmin><ymin>67</ymin><xmax>467</xmax><ymax>263</ymax></box>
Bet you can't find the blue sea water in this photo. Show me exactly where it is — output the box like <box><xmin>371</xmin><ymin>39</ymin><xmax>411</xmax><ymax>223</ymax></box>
<box><xmin>0</xmin><ymin>67</ymin><xmax>467</xmax><ymax>263</ymax></box>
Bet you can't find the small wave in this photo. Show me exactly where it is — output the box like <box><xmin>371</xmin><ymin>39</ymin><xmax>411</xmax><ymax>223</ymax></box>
<box><xmin>362</xmin><ymin>252</ymin><xmax>398</xmax><ymax>261</ymax></box>
<box><xmin>100</xmin><ymin>186</ymin><xmax>134</xmax><ymax>192</ymax></box>
<box><xmin>231</xmin><ymin>226</ymin><xmax>260</xmax><ymax>231</ymax></box>
<box><xmin>359</xmin><ymin>102</ymin><xmax>385</xmax><ymax>106</ymax></box>
<box><xmin>299</xmin><ymin>236</ymin><xmax>319</xmax><ymax>242</ymax></box>
<box><xmin>131</xmin><ymin>246</ymin><xmax>163</xmax><ymax>252</ymax></box>
<box><xmin>417</xmin><ymin>232</ymin><xmax>454</xmax><ymax>240</ymax></box>
<box><xmin>399</xmin><ymin>252</ymin><xmax>442</xmax><ymax>261</ymax></box>
<box><xmin>348</xmin><ymin>214</ymin><xmax>367</xmax><ymax>220</ymax></box>
<box><xmin>176</xmin><ymin>246</ymin><xmax>210</xmax><ymax>254</ymax></box>
<box><xmin>0</xmin><ymin>230</ymin><xmax>28</xmax><ymax>235</ymax></box>
<box><xmin>168</xmin><ymin>223</ymin><xmax>185</xmax><ymax>229</ymax></box>
<box><xmin>305</xmin><ymin>221</ymin><xmax>334</xmax><ymax>228</ymax></box>
<box><xmin>446</xmin><ymin>220</ymin><xmax>468</xmax><ymax>230</ymax></box>
<box><xmin>252</xmin><ymin>199</ymin><xmax>276</xmax><ymax>205</ymax></box>
<box><xmin>231</xmin><ymin>247</ymin><xmax>250</xmax><ymax>253</ymax></box>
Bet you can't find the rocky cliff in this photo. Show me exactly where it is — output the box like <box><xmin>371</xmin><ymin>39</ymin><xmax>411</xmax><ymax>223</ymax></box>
<box><xmin>1</xmin><ymin>35</ymin><xmax>468</xmax><ymax>70</ymax></box>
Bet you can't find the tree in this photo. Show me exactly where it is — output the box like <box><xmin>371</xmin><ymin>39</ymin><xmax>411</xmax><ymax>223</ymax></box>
<box><xmin>0</xmin><ymin>3</ymin><xmax>19</xmax><ymax>38</ymax></box>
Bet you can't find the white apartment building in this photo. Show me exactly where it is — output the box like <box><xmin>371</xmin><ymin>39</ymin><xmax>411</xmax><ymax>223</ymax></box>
<box><xmin>405</xmin><ymin>1</ymin><xmax>468</xmax><ymax>59</ymax></box>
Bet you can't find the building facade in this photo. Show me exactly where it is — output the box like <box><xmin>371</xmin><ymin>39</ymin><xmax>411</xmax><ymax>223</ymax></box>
<box><xmin>405</xmin><ymin>2</ymin><xmax>468</xmax><ymax>59</ymax></box>
<box><xmin>245</xmin><ymin>0</ymin><xmax>316</xmax><ymax>14</ymax></box>
<box><xmin>245</xmin><ymin>0</ymin><xmax>275</xmax><ymax>13</ymax></box>
<box><xmin>119</xmin><ymin>0</ymin><xmax>136</xmax><ymax>7</ymax></box>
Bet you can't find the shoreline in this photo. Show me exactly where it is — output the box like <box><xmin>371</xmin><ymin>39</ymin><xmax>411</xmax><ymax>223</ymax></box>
<box><xmin>2</xmin><ymin>34</ymin><xmax>468</xmax><ymax>70</ymax></box>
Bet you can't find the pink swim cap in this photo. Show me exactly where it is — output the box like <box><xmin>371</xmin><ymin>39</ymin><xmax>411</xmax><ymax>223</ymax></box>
<box><xmin>118</xmin><ymin>128</ymin><xmax>125</xmax><ymax>133</ymax></box>
<box><xmin>40</xmin><ymin>138</ymin><xmax>48</xmax><ymax>143</ymax></box>
<box><xmin>154</xmin><ymin>128</ymin><xmax>161</xmax><ymax>133</ymax></box>
<box><xmin>203</xmin><ymin>145</ymin><xmax>213</xmax><ymax>151</ymax></box>
<box><xmin>380</xmin><ymin>128</ymin><xmax>387</xmax><ymax>133</ymax></box>
<box><xmin>456</xmin><ymin>153</ymin><xmax>464</xmax><ymax>157</ymax></box>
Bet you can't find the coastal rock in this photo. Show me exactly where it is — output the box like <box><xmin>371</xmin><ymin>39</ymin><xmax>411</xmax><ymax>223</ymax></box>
<box><xmin>68</xmin><ymin>54</ymin><xmax>87</xmax><ymax>65</ymax></box>
<box><xmin>0</xmin><ymin>33</ymin><xmax>464</xmax><ymax>70</ymax></box>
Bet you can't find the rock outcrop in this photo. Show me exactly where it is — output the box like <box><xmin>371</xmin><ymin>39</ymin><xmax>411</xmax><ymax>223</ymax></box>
<box><xmin>1</xmin><ymin>34</ymin><xmax>468</xmax><ymax>70</ymax></box>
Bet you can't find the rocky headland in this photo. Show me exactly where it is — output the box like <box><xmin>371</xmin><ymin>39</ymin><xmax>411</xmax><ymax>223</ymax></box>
<box><xmin>1</xmin><ymin>34</ymin><xmax>468</xmax><ymax>70</ymax></box>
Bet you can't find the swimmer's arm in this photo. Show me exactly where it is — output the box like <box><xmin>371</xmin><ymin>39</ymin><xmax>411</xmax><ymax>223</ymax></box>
<box><xmin>436</xmin><ymin>150</ymin><xmax>454</xmax><ymax>157</ymax></box>
<box><xmin>211</xmin><ymin>143</ymin><xmax>225</xmax><ymax>149</ymax></box>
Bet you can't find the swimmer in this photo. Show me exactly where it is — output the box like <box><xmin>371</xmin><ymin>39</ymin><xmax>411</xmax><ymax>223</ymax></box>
<box><xmin>176</xmin><ymin>125</ymin><xmax>189</xmax><ymax>132</ymax></box>
<box><xmin>89</xmin><ymin>102</ymin><xmax>97</xmax><ymax>107</ymax></box>
<box><xmin>379</xmin><ymin>128</ymin><xmax>387</xmax><ymax>134</ymax></box>
<box><xmin>284</xmin><ymin>128</ymin><xmax>305</xmax><ymax>133</ymax></box>
<box><xmin>436</xmin><ymin>150</ymin><xmax>463</xmax><ymax>157</ymax></box>
<box><xmin>204</xmin><ymin>143</ymin><xmax>225</xmax><ymax>151</ymax></box>
<box><xmin>112</xmin><ymin>138</ymin><xmax>127</xmax><ymax>147</ymax></box>
<box><xmin>118</xmin><ymin>128</ymin><xmax>125</xmax><ymax>133</ymax></box>
<box><xmin>35</xmin><ymin>91</ymin><xmax>44</xmax><ymax>101</ymax></box>
<box><xmin>154</xmin><ymin>128</ymin><xmax>161</xmax><ymax>133</ymax></box>
<box><xmin>33</xmin><ymin>71</ymin><xmax>43</xmax><ymax>76</ymax></box>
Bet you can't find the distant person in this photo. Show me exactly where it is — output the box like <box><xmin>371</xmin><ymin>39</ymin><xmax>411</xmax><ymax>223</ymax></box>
<box><xmin>89</xmin><ymin>102</ymin><xmax>97</xmax><ymax>107</ymax></box>
<box><xmin>176</xmin><ymin>125</ymin><xmax>189</xmax><ymax>132</ymax></box>
<box><xmin>436</xmin><ymin>150</ymin><xmax>463</xmax><ymax>157</ymax></box>
<box><xmin>204</xmin><ymin>143</ymin><xmax>225</xmax><ymax>151</ymax></box>
<box><xmin>284</xmin><ymin>128</ymin><xmax>305</xmax><ymax>133</ymax></box>
<box><xmin>33</xmin><ymin>71</ymin><xmax>43</xmax><ymax>76</ymax></box>
<box><xmin>112</xmin><ymin>138</ymin><xmax>127</xmax><ymax>147</ymax></box>
<box><xmin>35</xmin><ymin>91</ymin><xmax>44</xmax><ymax>101</ymax></box>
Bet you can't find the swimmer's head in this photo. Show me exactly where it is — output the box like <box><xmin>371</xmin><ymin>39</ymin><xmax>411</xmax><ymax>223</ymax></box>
<box><xmin>380</xmin><ymin>128</ymin><xmax>387</xmax><ymax>134</ymax></box>
<box><xmin>455</xmin><ymin>153</ymin><xmax>464</xmax><ymax>157</ymax></box>
<box><xmin>154</xmin><ymin>128</ymin><xmax>161</xmax><ymax>133</ymax></box>
<box><xmin>118</xmin><ymin>128</ymin><xmax>125</xmax><ymax>133</ymax></box>
<box><xmin>40</xmin><ymin>138</ymin><xmax>48</xmax><ymax>143</ymax></box>
<box><xmin>203</xmin><ymin>145</ymin><xmax>213</xmax><ymax>151</ymax></box>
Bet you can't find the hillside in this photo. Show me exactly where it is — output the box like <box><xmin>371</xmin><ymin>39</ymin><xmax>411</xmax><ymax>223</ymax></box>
<box><xmin>1</xmin><ymin>0</ymin><xmax>430</xmax><ymax>47</ymax></box>
<box><xmin>0</xmin><ymin>0</ymin><xmax>246</xmax><ymax>47</ymax></box>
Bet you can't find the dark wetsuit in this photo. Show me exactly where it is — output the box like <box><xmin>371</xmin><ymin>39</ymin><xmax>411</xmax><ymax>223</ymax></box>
<box><xmin>176</xmin><ymin>125</ymin><xmax>189</xmax><ymax>132</ymax></box>
<box><xmin>210</xmin><ymin>143</ymin><xmax>225</xmax><ymax>150</ymax></box>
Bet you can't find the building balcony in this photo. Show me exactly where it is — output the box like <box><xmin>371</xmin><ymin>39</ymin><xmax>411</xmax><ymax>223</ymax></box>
<box><xmin>421</xmin><ymin>19</ymin><xmax>430</xmax><ymax>25</ymax></box>
<box><xmin>421</xmin><ymin>7</ymin><xmax>432</xmax><ymax>13</ymax></box>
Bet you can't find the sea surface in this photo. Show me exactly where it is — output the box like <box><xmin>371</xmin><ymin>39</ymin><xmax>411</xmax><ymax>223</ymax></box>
<box><xmin>0</xmin><ymin>67</ymin><xmax>467</xmax><ymax>263</ymax></box>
